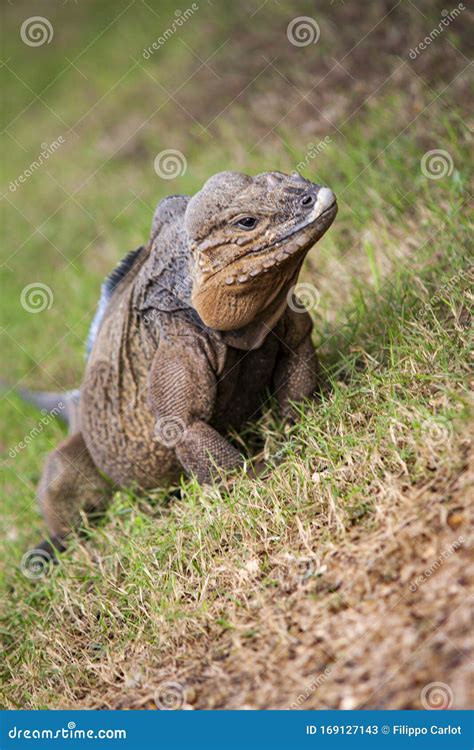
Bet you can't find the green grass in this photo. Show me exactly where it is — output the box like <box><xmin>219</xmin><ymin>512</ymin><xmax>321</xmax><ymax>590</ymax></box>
<box><xmin>0</xmin><ymin>0</ymin><xmax>472</xmax><ymax>709</ymax></box>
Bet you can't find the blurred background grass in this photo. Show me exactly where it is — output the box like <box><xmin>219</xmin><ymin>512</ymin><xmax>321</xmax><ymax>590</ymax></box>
<box><xmin>0</xmin><ymin>0</ymin><xmax>472</xmax><ymax>709</ymax></box>
<box><xmin>1</xmin><ymin>0</ymin><xmax>470</xmax><ymax>379</ymax></box>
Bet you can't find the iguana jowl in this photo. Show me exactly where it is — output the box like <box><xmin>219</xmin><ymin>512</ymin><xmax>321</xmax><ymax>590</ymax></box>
<box><xmin>23</xmin><ymin>170</ymin><xmax>337</xmax><ymax>552</ymax></box>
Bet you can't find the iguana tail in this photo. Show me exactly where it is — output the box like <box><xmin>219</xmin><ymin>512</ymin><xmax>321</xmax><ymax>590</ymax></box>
<box><xmin>1</xmin><ymin>380</ymin><xmax>81</xmax><ymax>432</ymax></box>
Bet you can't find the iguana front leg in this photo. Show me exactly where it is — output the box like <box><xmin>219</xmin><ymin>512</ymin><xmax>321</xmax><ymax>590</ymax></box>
<box><xmin>148</xmin><ymin>337</ymin><xmax>242</xmax><ymax>484</ymax></box>
<box><xmin>273</xmin><ymin>309</ymin><xmax>320</xmax><ymax>421</ymax></box>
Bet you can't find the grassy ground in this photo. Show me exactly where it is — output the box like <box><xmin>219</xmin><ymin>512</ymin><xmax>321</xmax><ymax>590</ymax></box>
<box><xmin>0</xmin><ymin>0</ymin><xmax>472</xmax><ymax>709</ymax></box>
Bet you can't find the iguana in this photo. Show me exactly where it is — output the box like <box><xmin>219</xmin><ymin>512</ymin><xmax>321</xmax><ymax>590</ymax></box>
<box><xmin>17</xmin><ymin>170</ymin><xmax>337</xmax><ymax>555</ymax></box>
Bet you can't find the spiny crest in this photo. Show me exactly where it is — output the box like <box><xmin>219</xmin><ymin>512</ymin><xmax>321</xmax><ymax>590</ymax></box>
<box><xmin>86</xmin><ymin>246</ymin><xmax>144</xmax><ymax>356</ymax></box>
<box><xmin>103</xmin><ymin>246</ymin><xmax>144</xmax><ymax>297</ymax></box>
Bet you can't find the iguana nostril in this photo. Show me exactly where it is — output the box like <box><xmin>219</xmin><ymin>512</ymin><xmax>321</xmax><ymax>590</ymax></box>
<box><xmin>300</xmin><ymin>194</ymin><xmax>314</xmax><ymax>207</ymax></box>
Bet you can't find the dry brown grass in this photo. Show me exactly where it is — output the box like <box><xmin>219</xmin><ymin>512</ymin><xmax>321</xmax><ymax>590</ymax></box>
<box><xmin>46</xmin><ymin>425</ymin><xmax>470</xmax><ymax>711</ymax></box>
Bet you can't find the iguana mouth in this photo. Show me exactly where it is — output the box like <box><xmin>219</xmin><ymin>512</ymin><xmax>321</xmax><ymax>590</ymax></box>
<box><xmin>252</xmin><ymin>199</ymin><xmax>337</xmax><ymax>257</ymax></box>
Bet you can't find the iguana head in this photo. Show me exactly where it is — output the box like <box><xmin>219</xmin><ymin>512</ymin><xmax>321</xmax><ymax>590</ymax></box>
<box><xmin>186</xmin><ymin>170</ymin><xmax>337</xmax><ymax>332</ymax></box>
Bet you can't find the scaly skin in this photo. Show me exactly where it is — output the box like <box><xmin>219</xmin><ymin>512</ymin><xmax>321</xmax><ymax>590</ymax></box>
<box><xmin>30</xmin><ymin>170</ymin><xmax>337</xmax><ymax>548</ymax></box>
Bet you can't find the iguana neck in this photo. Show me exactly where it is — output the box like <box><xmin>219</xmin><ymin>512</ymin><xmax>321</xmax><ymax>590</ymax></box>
<box><xmin>210</xmin><ymin>258</ymin><xmax>303</xmax><ymax>349</ymax></box>
<box><xmin>135</xmin><ymin>223</ymin><xmax>289</xmax><ymax>351</ymax></box>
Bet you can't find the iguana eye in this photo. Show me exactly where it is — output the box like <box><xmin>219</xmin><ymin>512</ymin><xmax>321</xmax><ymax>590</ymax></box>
<box><xmin>235</xmin><ymin>216</ymin><xmax>258</xmax><ymax>230</ymax></box>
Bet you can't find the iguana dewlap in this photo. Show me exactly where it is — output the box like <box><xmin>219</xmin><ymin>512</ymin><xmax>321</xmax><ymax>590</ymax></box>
<box><xmin>22</xmin><ymin>170</ymin><xmax>337</xmax><ymax>550</ymax></box>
